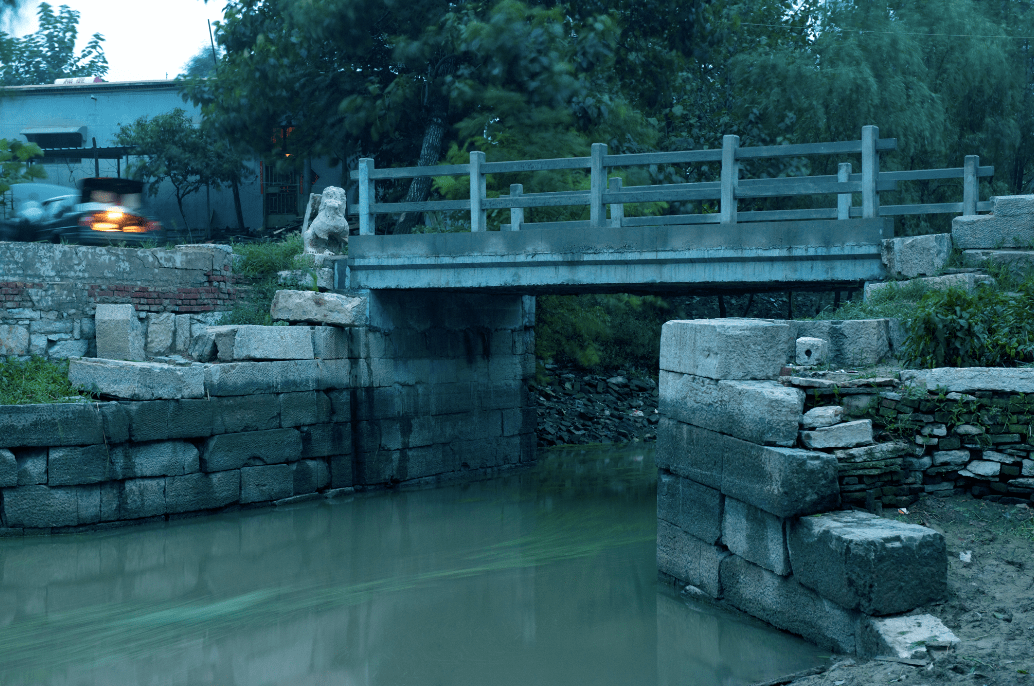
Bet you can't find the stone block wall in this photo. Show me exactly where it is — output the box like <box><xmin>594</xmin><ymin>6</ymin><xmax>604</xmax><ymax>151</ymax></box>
<box><xmin>0</xmin><ymin>242</ymin><xmax>239</xmax><ymax>360</ymax></box>
<box><xmin>657</xmin><ymin>319</ymin><xmax>953</xmax><ymax>657</ymax></box>
<box><xmin>0</xmin><ymin>290</ymin><xmax>538</xmax><ymax>531</ymax></box>
<box><xmin>792</xmin><ymin>369</ymin><xmax>1034</xmax><ymax>510</ymax></box>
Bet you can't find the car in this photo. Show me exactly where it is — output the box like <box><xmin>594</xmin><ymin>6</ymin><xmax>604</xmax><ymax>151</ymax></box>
<box><xmin>0</xmin><ymin>178</ymin><xmax>164</xmax><ymax>245</ymax></box>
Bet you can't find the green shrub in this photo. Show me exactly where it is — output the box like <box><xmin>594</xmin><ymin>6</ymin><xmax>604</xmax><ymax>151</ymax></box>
<box><xmin>903</xmin><ymin>282</ymin><xmax>1034</xmax><ymax>368</ymax></box>
<box><xmin>535</xmin><ymin>294</ymin><xmax>669</xmax><ymax>372</ymax></box>
<box><xmin>0</xmin><ymin>357</ymin><xmax>95</xmax><ymax>405</ymax></box>
<box><xmin>813</xmin><ymin>280</ymin><xmax>932</xmax><ymax>321</ymax></box>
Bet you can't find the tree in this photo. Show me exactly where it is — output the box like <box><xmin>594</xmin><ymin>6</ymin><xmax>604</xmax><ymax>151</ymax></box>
<box><xmin>179</xmin><ymin>43</ymin><xmax>221</xmax><ymax>80</ymax></box>
<box><xmin>0</xmin><ymin>2</ymin><xmax>107</xmax><ymax>86</ymax></box>
<box><xmin>182</xmin><ymin>0</ymin><xmax>642</xmax><ymax>233</ymax></box>
<box><xmin>0</xmin><ymin>138</ymin><xmax>44</xmax><ymax>193</ymax></box>
<box><xmin>114</xmin><ymin>108</ymin><xmax>250</xmax><ymax>237</ymax></box>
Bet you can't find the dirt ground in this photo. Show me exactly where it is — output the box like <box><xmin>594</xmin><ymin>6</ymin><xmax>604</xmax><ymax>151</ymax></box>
<box><xmin>774</xmin><ymin>495</ymin><xmax>1034</xmax><ymax>686</ymax></box>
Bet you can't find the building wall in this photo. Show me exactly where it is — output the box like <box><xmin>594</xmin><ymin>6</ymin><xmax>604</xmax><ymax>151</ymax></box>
<box><xmin>0</xmin><ymin>80</ymin><xmax>353</xmax><ymax>234</ymax></box>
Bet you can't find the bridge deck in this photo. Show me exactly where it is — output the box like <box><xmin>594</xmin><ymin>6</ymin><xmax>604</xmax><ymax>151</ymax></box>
<box><xmin>339</xmin><ymin>218</ymin><xmax>890</xmax><ymax>294</ymax></box>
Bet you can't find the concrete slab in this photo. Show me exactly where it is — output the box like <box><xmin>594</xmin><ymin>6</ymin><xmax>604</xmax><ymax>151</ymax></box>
<box><xmin>901</xmin><ymin>367</ymin><xmax>1034</xmax><ymax>393</ymax></box>
<box><xmin>860</xmin><ymin>614</ymin><xmax>960</xmax><ymax>659</ymax></box>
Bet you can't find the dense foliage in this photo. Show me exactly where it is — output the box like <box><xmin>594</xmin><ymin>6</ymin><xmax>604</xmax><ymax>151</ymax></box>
<box><xmin>220</xmin><ymin>233</ymin><xmax>305</xmax><ymax>326</ymax></box>
<box><xmin>904</xmin><ymin>281</ymin><xmax>1034</xmax><ymax>369</ymax></box>
<box><xmin>0</xmin><ymin>2</ymin><xmax>107</xmax><ymax>86</ymax></box>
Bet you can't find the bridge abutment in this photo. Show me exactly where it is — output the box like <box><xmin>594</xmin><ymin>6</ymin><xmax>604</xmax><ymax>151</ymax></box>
<box><xmin>657</xmin><ymin>318</ymin><xmax>955</xmax><ymax>656</ymax></box>
<box><xmin>349</xmin><ymin>290</ymin><xmax>537</xmax><ymax>486</ymax></box>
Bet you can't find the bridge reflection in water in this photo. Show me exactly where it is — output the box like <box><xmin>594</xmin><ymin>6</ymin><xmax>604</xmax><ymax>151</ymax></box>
<box><xmin>0</xmin><ymin>446</ymin><xmax>824</xmax><ymax>685</ymax></box>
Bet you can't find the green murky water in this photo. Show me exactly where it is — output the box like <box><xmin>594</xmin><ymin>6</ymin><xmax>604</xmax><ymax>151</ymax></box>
<box><xmin>0</xmin><ymin>445</ymin><xmax>826</xmax><ymax>685</ymax></box>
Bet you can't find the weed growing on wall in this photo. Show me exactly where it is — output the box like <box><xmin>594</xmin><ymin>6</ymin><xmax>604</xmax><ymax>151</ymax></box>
<box><xmin>0</xmin><ymin>357</ymin><xmax>95</xmax><ymax>405</ymax></box>
<box><xmin>220</xmin><ymin>233</ymin><xmax>305</xmax><ymax>325</ymax></box>
<box><xmin>812</xmin><ymin>280</ymin><xmax>932</xmax><ymax>321</ymax></box>
<box><xmin>904</xmin><ymin>281</ymin><xmax>1034</xmax><ymax>368</ymax></box>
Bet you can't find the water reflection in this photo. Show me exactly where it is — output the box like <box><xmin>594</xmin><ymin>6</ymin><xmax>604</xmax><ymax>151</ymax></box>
<box><xmin>0</xmin><ymin>445</ymin><xmax>825</xmax><ymax>685</ymax></box>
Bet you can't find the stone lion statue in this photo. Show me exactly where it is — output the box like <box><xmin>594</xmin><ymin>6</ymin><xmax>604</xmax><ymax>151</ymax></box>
<box><xmin>303</xmin><ymin>186</ymin><xmax>349</xmax><ymax>256</ymax></box>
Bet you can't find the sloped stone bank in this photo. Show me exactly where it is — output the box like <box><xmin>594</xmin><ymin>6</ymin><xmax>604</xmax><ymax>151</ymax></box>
<box><xmin>531</xmin><ymin>364</ymin><xmax>658</xmax><ymax>447</ymax></box>
<box><xmin>657</xmin><ymin>319</ymin><xmax>955</xmax><ymax>657</ymax></box>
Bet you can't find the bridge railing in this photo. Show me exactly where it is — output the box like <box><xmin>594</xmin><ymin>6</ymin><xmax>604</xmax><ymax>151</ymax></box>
<box><xmin>349</xmin><ymin>125</ymin><xmax>993</xmax><ymax>235</ymax></box>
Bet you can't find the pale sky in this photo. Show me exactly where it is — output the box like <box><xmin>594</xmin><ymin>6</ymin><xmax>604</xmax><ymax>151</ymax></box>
<box><xmin>4</xmin><ymin>0</ymin><xmax>228</xmax><ymax>82</ymax></box>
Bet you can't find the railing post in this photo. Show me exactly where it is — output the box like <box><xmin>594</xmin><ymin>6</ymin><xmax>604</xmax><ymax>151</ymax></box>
<box><xmin>590</xmin><ymin>143</ymin><xmax>607</xmax><ymax>229</ymax></box>
<box><xmin>508</xmin><ymin>184</ymin><xmax>523</xmax><ymax>231</ymax></box>
<box><xmin>608</xmin><ymin>177</ymin><xmax>624</xmax><ymax>228</ymax></box>
<box><xmin>358</xmin><ymin>157</ymin><xmax>374</xmax><ymax>235</ymax></box>
<box><xmin>963</xmin><ymin>155</ymin><xmax>979</xmax><ymax>216</ymax></box>
<box><xmin>470</xmin><ymin>150</ymin><xmax>486</xmax><ymax>232</ymax></box>
<box><xmin>861</xmin><ymin>125</ymin><xmax>879</xmax><ymax>219</ymax></box>
<box><xmin>720</xmin><ymin>135</ymin><xmax>739</xmax><ymax>224</ymax></box>
<box><xmin>837</xmin><ymin>162</ymin><xmax>852</xmax><ymax>220</ymax></box>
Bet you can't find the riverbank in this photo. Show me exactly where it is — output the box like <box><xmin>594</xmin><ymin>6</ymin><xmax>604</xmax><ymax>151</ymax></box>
<box><xmin>768</xmin><ymin>494</ymin><xmax>1034</xmax><ymax>686</ymax></box>
<box><xmin>531</xmin><ymin>363</ymin><xmax>659</xmax><ymax>447</ymax></box>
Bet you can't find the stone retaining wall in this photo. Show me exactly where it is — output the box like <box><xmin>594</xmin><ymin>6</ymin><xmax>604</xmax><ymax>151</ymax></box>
<box><xmin>792</xmin><ymin>370</ymin><xmax>1034</xmax><ymax>511</ymax></box>
<box><xmin>657</xmin><ymin>319</ymin><xmax>956</xmax><ymax>658</ymax></box>
<box><xmin>0</xmin><ymin>290</ymin><xmax>538</xmax><ymax>532</ymax></box>
<box><xmin>0</xmin><ymin>242</ymin><xmax>239</xmax><ymax>360</ymax></box>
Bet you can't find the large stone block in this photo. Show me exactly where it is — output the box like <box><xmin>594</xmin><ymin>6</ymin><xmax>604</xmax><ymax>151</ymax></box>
<box><xmin>799</xmin><ymin>419</ymin><xmax>874</xmax><ymax>450</ymax></box>
<box><xmin>271</xmin><ymin>290</ymin><xmax>367</xmax><ymax>326</ymax></box>
<box><xmin>0</xmin><ymin>324</ymin><xmax>29</xmax><ymax>355</ymax></box>
<box><xmin>311</xmin><ymin>326</ymin><xmax>350</xmax><ymax>359</ymax></box>
<box><xmin>0</xmin><ymin>403</ymin><xmax>106</xmax><ymax>448</ymax></box>
<box><xmin>328</xmin><ymin>454</ymin><xmax>353</xmax><ymax>489</ymax></box>
<box><xmin>952</xmin><ymin>195</ymin><xmax>1034</xmax><ymax>249</ymax></box>
<box><xmin>47</xmin><ymin>338</ymin><xmax>90</xmax><ymax>359</ymax></box>
<box><xmin>0</xmin><ymin>448</ymin><xmax>16</xmax><ymax>487</ymax></box>
<box><xmin>210</xmin><ymin>394</ymin><xmax>280</xmax><ymax>434</ymax></box>
<box><xmin>241</xmin><ymin>464</ymin><xmax>293</xmax><ymax>503</ymax></box>
<box><xmin>122</xmin><ymin>399</ymin><xmax>214</xmax><ymax>442</ymax></box>
<box><xmin>659</xmin><ymin>371</ymin><xmax>803</xmax><ymax>446</ymax></box>
<box><xmin>211</xmin><ymin>324</ymin><xmax>315</xmax><ymax>361</ymax></box>
<box><xmin>111</xmin><ymin>440</ymin><xmax>199</xmax><ymax>479</ymax></box>
<box><xmin>659</xmin><ymin>319</ymin><xmax>790</xmax><ymax>379</ymax></box>
<box><xmin>165</xmin><ymin>470</ymin><xmax>240</xmax><ymax>514</ymax></box>
<box><xmin>200</xmin><ymin>428</ymin><xmax>302</xmax><ymax>472</ymax></box>
<box><xmin>14</xmin><ymin>447</ymin><xmax>47</xmax><ymax>484</ymax></box>
<box><xmin>203</xmin><ymin>360</ymin><xmax>330</xmax><ymax>396</ymax></box>
<box><xmin>961</xmin><ymin>249</ymin><xmax>1034</xmax><ymax>280</ymax></box>
<box><xmin>788</xmin><ymin>510</ymin><xmax>947</xmax><ymax>615</ymax></box>
<box><xmin>68</xmin><ymin>358</ymin><xmax>205</xmax><ymax>400</ymax></box>
<box><xmin>720</xmin><ymin>555</ymin><xmax>861</xmax><ymax>654</ymax></box>
<box><xmin>864</xmin><ymin>273</ymin><xmax>993</xmax><ymax>301</ymax></box>
<box><xmin>657</xmin><ymin>470</ymin><xmax>723</xmax><ymax>545</ymax></box>
<box><xmin>722</xmin><ymin>440</ymin><xmax>840</xmax><ymax>519</ymax></box>
<box><xmin>298</xmin><ymin>423</ymin><xmax>352</xmax><ymax>458</ymax></box>
<box><xmin>880</xmin><ymin>233</ymin><xmax>951</xmax><ymax>278</ymax></box>
<box><xmin>860</xmin><ymin>614</ymin><xmax>960</xmax><ymax>659</ymax></box>
<box><xmin>656</xmin><ymin>417</ymin><xmax>723</xmax><ymax>489</ymax></box>
<box><xmin>145</xmin><ymin>312</ymin><xmax>176</xmax><ymax>355</ymax></box>
<box><xmin>900</xmin><ymin>367</ymin><xmax>1034</xmax><ymax>393</ymax></box>
<box><xmin>656</xmin><ymin>519</ymin><xmax>728</xmax><ymax>598</ymax></box>
<box><xmin>792</xmin><ymin>319</ymin><xmax>891</xmax><ymax>367</ymax></box>
<box><xmin>2</xmin><ymin>485</ymin><xmax>81</xmax><ymax>528</ymax></box>
<box><xmin>292</xmin><ymin>459</ymin><xmax>330</xmax><ymax>495</ymax></box>
<box><xmin>94</xmin><ymin>303</ymin><xmax>144</xmax><ymax>361</ymax></box>
<box><xmin>722</xmin><ymin>498</ymin><xmax>790</xmax><ymax>576</ymax></box>
<box><xmin>48</xmin><ymin>444</ymin><xmax>111</xmax><ymax>486</ymax></box>
<box><xmin>279</xmin><ymin>391</ymin><xmax>331</xmax><ymax>428</ymax></box>
<box><xmin>119</xmin><ymin>477</ymin><xmax>166</xmax><ymax>519</ymax></box>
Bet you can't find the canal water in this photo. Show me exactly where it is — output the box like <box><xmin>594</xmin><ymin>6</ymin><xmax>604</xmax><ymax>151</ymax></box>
<box><xmin>0</xmin><ymin>445</ymin><xmax>827</xmax><ymax>685</ymax></box>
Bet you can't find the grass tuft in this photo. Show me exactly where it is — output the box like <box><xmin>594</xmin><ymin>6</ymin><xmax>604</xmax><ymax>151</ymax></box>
<box><xmin>0</xmin><ymin>356</ymin><xmax>95</xmax><ymax>405</ymax></box>
<box><xmin>219</xmin><ymin>233</ymin><xmax>306</xmax><ymax>325</ymax></box>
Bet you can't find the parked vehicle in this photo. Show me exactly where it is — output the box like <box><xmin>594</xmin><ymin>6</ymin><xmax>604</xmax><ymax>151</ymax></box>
<box><xmin>0</xmin><ymin>178</ymin><xmax>164</xmax><ymax>245</ymax></box>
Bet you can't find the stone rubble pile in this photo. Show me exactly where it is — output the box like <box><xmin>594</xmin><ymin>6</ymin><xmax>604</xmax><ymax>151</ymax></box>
<box><xmin>532</xmin><ymin>365</ymin><xmax>658</xmax><ymax>446</ymax></box>
<box><xmin>657</xmin><ymin>318</ymin><xmax>956</xmax><ymax>657</ymax></box>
